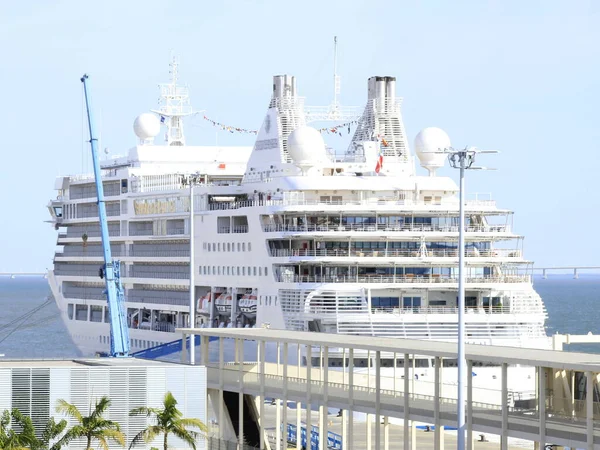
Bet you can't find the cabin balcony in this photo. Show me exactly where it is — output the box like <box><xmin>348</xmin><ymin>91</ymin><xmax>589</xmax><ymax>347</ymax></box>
<box><xmin>269</xmin><ymin>248</ymin><xmax>522</xmax><ymax>259</ymax></box>
<box><xmin>262</xmin><ymin>223</ymin><xmax>511</xmax><ymax>234</ymax></box>
<box><xmin>205</xmin><ymin>197</ymin><xmax>498</xmax><ymax>211</ymax></box>
<box><xmin>275</xmin><ymin>274</ymin><xmax>531</xmax><ymax>285</ymax></box>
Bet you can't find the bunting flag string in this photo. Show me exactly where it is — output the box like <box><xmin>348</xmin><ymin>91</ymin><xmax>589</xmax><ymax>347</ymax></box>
<box><xmin>317</xmin><ymin>120</ymin><xmax>359</xmax><ymax>136</ymax></box>
<box><xmin>203</xmin><ymin>115</ymin><xmax>258</xmax><ymax>134</ymax></box>
<box><xmin>202</xmin><ymin>115</ymin><xmax>359</xmax><ymax>137</ymax></box>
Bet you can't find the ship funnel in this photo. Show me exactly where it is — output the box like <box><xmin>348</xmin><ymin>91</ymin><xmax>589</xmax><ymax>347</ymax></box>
<box><xmin>347</xmin><ymin>76</ymin><xmax>413</xmax><ymax>173</ymax></box>
<box><xmin>272</xmin><ymin>75</ymin><xmax>297</xmax><ymax>99</ymax></box>
<box><xmin>367</xmin><ymin>76</ymin><xmax>396</xmax><ymax>100</ymax></box>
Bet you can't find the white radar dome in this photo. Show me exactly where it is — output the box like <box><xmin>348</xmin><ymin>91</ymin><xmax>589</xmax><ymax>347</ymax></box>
<box><xmin>133</xmin><ymin>113</ymin><xmax>161</xmax><ymax>142</ymax></box>
<box><xmin>287</xmin><ymin>126</ymin><xmax>328</xmax><ymax>172</ymax></box>
<box><xmin>414</xmin><ymin>127</ymin><xmax>451</xmax><ymax>176</ymax></box>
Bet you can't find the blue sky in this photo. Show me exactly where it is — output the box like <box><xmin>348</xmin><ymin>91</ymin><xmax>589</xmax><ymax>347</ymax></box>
<box><xmin>0</xmin><ymin>0</ymin><xmax>598</xmax><ymax>271</ymax></box>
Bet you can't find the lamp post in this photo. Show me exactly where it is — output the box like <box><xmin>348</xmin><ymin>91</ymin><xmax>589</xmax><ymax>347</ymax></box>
<box><xmin>180</xmin><ymin>173</ymin><xmax>202</xmax><ymax>364</ymax></box>
<box><xmin>443</xmin><ymin>146</ymin><xmax>497</xmax><ymax>450</ymax></box>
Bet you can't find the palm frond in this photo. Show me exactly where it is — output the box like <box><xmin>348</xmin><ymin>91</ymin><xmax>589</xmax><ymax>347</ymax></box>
<box><xmin>89</xmin><ymin>396</ymin><xmax>111</xmax><ymax>421</ymax></box>
<box><xmin>170</xmin><ymin>426</ymin><xmax>198</xmax><ymax>450</ymax></box>
<box><xmin>97</xmin><ymin>436</ymin><xmax>110</xmax><ymax>450</ymax></box>
<box><xmin>178</xmin><ymin>418</ymin><xmax>208</xmax><ymax>433</ymax></box>
<box><xmin>128</xmin><ymin>425</ymin><xmax>162</xmax><ymax>449</ymax></box>
<box><xmin>51</xmin><ymin>425</ymin><xmax>86</xmax><ymax>449</ymax></box>
<box><xmin>96</xmin><ymin>428</ymin><xmax>126</xmax><ymax>447</ymax></box>
<box><xmin>55</xmin><ymin>399</ymin><xmax>83</xmax><ymax>423</ymax></box>
<box><xmin>129</xmin><ymin>406</ymin><xmax>160</xmax><ymax>417</ymax></box>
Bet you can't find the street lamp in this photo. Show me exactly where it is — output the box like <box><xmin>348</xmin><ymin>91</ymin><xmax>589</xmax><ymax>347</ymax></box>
<box><xmin>442</xmin><ymin>146</ymin><xmax>497</xmax><ymax>450</ymax></box>
<box><xmin>180</xmin><ymin>172</ymin><xmax>203</xmax><ymax>364</ymax></box>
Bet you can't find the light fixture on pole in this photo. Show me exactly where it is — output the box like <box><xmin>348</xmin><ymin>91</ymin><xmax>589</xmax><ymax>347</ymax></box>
<box><xmin>441</xmin><ymin>146</ymin><xmax>497</xmax><ymax>450</ymax></box>
<box><xmin>180</xmin><ymin>172</ymin><xmax>203</xmax><ymax>364</ymax></box>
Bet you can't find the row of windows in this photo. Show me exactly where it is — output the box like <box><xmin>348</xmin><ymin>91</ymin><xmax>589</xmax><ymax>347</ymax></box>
<box><xmin>99</xmin><ymin>335</ymin><xmax>159</xmax><ymax>349</ymax></box>
<box><xmin>200</xmin><ymin>265</ymin><xmax>269</xmax><ymax>277</ymax></box>
<box><xmin>204</xmin><ymin>242</ymin><xmax>252</xmax><ymax>252</ymax></box>
<box><xmin>371</xmin><ymin>296</ymin><xmax>422</xmax><ymax>308</ymax></box>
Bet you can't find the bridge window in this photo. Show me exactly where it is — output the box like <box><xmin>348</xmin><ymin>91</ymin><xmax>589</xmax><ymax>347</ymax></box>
<box><xmin>67</xmin><ymin>304</ymin><xmax>74</xmax><ymax>320</ymax></box>
<box><xmin>90</xmin><ymin>305</ymin><xmax>103</xmax><ymax>323</ymax></box>
<box><xmin>75</xmin><ymin>304</ymin><xmax>88</xmax><ymax>321</ymax></box>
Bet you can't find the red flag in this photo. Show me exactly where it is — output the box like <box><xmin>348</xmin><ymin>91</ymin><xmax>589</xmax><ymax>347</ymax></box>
<box><xmin>375</xmin><ymin>147</ymin><xmax>383</xmax><ymax>173</ymax></box>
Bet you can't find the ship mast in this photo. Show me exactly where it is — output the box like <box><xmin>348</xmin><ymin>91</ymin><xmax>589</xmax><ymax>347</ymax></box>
<box><xmin>304</xmin><ymin>36</ymin><xmax>360</xmax><ymax>123</ymax></box>
<box><xmin>151</xmin><ymin>56</ymin><xmax>193</xmax><ymax>146</ymax></box>
<box><xmin>332</xmin><ymin>36</ymin><xmax>340</xmax><ymax>115</ymax></box>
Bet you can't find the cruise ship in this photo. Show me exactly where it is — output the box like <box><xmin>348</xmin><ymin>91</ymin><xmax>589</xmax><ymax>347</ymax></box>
<box><xmin>46</xmin><ymin>63</ymin><xmax>549</xmax><ymax>363</ymax></box>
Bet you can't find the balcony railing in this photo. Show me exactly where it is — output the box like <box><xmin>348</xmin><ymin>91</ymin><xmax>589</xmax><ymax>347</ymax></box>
<box><xmin>128</xmin><ymin>228</ymin><xmax>187</xmax><ymax>237</ymax></box>
<box><xmin>129</xmin><ymin>249</ymin><xmax>190</xmax><ymax>257</ymax></box>
<box><xmin>369</xmin><ymin>306</ymin><xmax>542</xmax><ymax>315</ymax></box>
<box><xmin>262</xmin><ymin>223</ymin><xmax>510</xmax><ymax>233</ymax></box>
<box><xmin>206</xmin><ymin>197</ymin><xmax>497</xmax><ymax>211</ymax></box>
<box><xmin>218</xmin><ymin>225</ymin><xmax>249</xmax><ymax>234</ymax></box>
<box><xmin>276</xmin><ymin>274</ymin><xmax>530</xmax><ymax>284</ymax></box>
<box><xmin>270</xmin><ymin>248</ymin><xmax>522</xmax><ymax>258</ymax></box>
<box><xmin>127</xmin><ymin>271</ymin><xmax>190</xmax><ymax>280</ymax></box>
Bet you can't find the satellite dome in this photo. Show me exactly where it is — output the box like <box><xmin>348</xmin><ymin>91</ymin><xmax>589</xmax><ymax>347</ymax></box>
<box><xmin>133</xmin><ymin>113</ymin><xmax>161</xmax><ymax>142</ymax></box>
<box><xmin>414</xmin><ymin>127</ymin><xmax>451</xmax><ymax>176</ymax></box>
<box><xmin>287</xmin><ymin>126</ymin><xmax>327</xmax><ymax>171</ymax></box>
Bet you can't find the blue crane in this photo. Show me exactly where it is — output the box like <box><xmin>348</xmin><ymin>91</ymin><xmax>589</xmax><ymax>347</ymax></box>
<box><xmin>81</xmin><ymin>74</ymin><xmax>130</xmax><ymax>357</ymax></box>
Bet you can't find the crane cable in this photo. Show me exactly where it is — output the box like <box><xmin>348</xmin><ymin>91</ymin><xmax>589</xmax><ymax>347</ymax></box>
<box><xmin>0</xmin><ymin>298</ymin><xmax>54</xmax><ymax>345</ymax></box>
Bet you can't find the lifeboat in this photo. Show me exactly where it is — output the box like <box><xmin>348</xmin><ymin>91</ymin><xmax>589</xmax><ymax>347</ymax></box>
<box><xmin>196</xmin><ymin>293</ymin><xmax>211</xmax><ymax>316</ymax></box>
<box><xmin>215</xmin><ymin>293</ymin><xmax>232</xmax><ymax>315</ymax></box>
<box><xmin>239</xmin><ymin>293</ymin><xmax>258</xmax><ymax>317</ymax></box>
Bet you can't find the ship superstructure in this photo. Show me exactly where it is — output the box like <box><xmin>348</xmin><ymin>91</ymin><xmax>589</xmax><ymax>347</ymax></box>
<box><xmin>47</xmin><ymin>67</ymin><xmax>549</xmax><ymax>358</ymax></box>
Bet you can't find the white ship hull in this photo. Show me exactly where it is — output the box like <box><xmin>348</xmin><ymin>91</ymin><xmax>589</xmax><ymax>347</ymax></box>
<box><xmin>47</xmin><ymin>68</ymin><xmax>551</xmax><ymax>409</ymax></box>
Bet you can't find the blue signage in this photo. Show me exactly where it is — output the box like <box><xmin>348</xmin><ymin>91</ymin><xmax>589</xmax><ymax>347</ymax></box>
<box><xmin>286</xmin><ymin>423</ymin><xmax>342</xmax><ymax>449</ymax></box>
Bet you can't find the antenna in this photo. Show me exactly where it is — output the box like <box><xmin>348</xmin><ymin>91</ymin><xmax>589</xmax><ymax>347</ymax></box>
<box><xmin>151</xmin><ymin>54</ymin><xmax>193</xmax><ymax>146</ymax></box>
<box><xmin>305</xmin><ymin>37</ymin><xmax>360</xmax><ymax>123</ymax></box>
<box><xmin>333</xmin><ymin>36</ymin><xmax>340</xmax><ymax>110</ymax></box>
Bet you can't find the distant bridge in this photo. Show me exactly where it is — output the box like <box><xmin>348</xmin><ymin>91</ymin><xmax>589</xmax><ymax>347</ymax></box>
<box><xmin>0</xmin><ymin>272</ymin><xmax>46</xmax><ymax>277</ymax></box>
<box><xmin>532</xmin><ymin>266</ymin><xmax>600</xmax><ymax>279</ymax></box>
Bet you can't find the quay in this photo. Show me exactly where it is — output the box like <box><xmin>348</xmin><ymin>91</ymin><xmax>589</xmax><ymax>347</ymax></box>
<box><xmin>179</xmin><ymin>327</ymin><xmax>600</xmax><ymax>450</ymax></box>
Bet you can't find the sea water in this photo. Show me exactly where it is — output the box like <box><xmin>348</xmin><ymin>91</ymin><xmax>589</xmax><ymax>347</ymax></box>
<box><xmin>0</xmin><ymin>274</ymin><xmax>598</xmax><ymax>358</ymax></box>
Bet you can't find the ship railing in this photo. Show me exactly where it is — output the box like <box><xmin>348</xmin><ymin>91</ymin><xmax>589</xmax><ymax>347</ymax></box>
<box><xmin>262</xmin><ymin>223</ymin><xmax>510</xmax><ymax>233</ymax></box>
<box><xmin>369</xmin><ymin>306</ymin><xmax>541</xmax><ymax>315</ymax></box>
<box><xmin>58</xmin><ymin>250</ymin><xmax>126</xmax><ymax>258</ymax></box>
<box><xmin>128</xmin><ymin>228</ymin><xmax>187</xmax><ymax>237</ymax></box>
<box><xmin>64</xmin><ymin>228</ymin><xmax>120</xmax><ymax>239</ymax></box>
<box><xmin>276</xmin><ymin>274</ymin><xmax>531</xmax><ymax>284</ymax></box>
<box><xmin>270</xmin><ymin>248</ymin><xmax>522</xmax><ymax>258</ymax></box>
<box><xmin>128</xmin><ymin>249</ymin><xmax>190</xmax><ymax>257</ymax></box>
<box><xmin>127</xmin><ymin>271</ymin><xmax>190</xmax><ymax>280</ymax></box>
<box><xmin>205</xmin><ymin>197</ymin><xmax>497</xmax><ymax>211</ymax></box>
<box><xmin>68</xmin><ymin>173</ymin><xmax>95</xmax><ymax>182</ymax></box>
<box><xmin>54</xmin><ymin>268</ymin><xmax>100</xmax><ymax>277</ymax></box>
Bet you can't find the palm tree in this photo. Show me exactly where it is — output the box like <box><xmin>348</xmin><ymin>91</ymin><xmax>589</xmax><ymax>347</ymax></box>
<box><xmin>0</xmin><ymin>409</ymin><xmax>66</xmax><ymax>450</ymax></box>
<box><xmin>52</xmin><ymin>396</ymin><xmax>125</xmax><ymax>450</ymax></box>
<box><xmin>128</xmin><ymin>392</ymin><xmax>207</xmax><ymax>450</ymax></box>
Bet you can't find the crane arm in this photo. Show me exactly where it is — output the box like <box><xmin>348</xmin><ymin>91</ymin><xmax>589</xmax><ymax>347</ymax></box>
<box><xmin>81</xmin><ymin>74</ymin><xmax>130</xmax><ymax>357</ymax></box>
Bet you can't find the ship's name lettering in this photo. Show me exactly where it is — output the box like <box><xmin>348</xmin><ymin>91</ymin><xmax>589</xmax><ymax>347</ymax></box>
<box><xmin>254</xmin><ymin>138</ymin><xmax>278</xmax><ymax>151</ymax></box>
